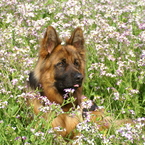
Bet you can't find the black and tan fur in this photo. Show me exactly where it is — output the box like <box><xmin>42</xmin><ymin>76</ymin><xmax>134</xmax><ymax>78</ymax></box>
<box><xmin>28</xmin><ymin>26</ymin><xmax>134</xmax><ymax>139</ymax></box>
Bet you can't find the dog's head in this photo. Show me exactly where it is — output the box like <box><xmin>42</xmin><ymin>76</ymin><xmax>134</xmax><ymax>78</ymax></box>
<box><xmin>29</xmin><ymin>26</ymin><xmax>85</xmax><ymax>95</ymax></box>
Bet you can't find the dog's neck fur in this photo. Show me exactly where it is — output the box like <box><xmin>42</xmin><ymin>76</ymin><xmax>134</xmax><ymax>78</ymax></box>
<box><xmin>41</xmin><ymin>84</ymin><xmax>82</xmax><ymax>112</ymax></box>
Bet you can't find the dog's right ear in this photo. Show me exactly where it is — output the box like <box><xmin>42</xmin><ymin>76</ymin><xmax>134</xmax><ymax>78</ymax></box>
<box><xmin>40</xmin><ymin>26</ymin><xmax>61</xmax><ymax>58</ymax></box>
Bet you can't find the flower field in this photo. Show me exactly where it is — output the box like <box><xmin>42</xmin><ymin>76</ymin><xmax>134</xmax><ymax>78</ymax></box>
<box><xmin>0</xmin><ymin>0</ymin><xmax>145</xmax><ymax>144</ymax></box>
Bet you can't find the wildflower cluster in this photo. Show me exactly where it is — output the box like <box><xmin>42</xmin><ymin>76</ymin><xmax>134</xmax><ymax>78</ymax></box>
<box><xmin>63</xmin><ymin>88</ymin><xmax>75</xmax><ymax>99</ymax></box>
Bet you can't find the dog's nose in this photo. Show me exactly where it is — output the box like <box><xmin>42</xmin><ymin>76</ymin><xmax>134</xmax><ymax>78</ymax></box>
<box><xmin>74</xmin><ymin>73</ymin><xmax>83</xmax><ymax>82</ymax></box>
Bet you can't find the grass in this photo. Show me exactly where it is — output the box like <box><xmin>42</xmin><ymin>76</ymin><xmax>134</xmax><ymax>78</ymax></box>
<box><xmin>0</xmin><ymin>0</ymin><xmax>145</xmax><ymax>144</ymax></box>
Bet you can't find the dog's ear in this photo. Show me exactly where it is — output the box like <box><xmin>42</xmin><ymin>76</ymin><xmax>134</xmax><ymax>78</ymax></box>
<box><xmin>40</xmin><ymin>26</ymin><xmax>61</xmax><ymax>58</ymax></box>
<box><xmin>67</xmin><ymin>27</ymin><xmax>84</xmax><ymax>50</ymax></box>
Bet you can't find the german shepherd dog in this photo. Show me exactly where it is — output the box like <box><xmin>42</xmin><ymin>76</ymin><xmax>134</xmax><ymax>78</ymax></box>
<box><xmin>28</xmin><ymin>26</ymin><xmax>134</xmax><ymax>139</ymax></box>
<box><xmin>28</xmin><ymin>26</ymin><xmax>86</xmax><ymax>138</ymax></box>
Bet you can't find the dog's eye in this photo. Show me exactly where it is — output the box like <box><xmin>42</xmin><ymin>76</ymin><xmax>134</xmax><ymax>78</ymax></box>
<box><xmin>57</xmin><ymin>59</ymin><xmax>66</xmax><ymax>67</ymax></box>
<box><xmin>74</xmin><ymin>59</ymin><xmax>80</xmax><ymax>67</ymax></box>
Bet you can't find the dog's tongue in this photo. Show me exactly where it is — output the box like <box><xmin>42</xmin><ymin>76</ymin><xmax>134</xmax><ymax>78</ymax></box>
<box><xmin>74</xmin><ymin>84</ymin><xmax>79</xmax><ymax>88</ymax></box>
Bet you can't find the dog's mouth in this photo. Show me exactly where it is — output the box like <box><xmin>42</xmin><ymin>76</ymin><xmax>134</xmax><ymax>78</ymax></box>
<box><xmin>54</xmin><ymin>78</ymin><xmax>82</xmax><ymax>98</ymax></box>
<box><xmin>56</xmin><ymin>81</ymin><xmax>81</xmax><ymax>90</ymax></box>
<box><xmin>65</xmin><ymin>83</ymin><xmax>79</xmax><ymax>88</ymax></box>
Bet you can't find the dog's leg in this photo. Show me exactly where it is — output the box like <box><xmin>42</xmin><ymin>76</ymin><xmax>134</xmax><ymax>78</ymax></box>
<box><xmin>52</xmin><ymin>114</ymin><xmax>81</xmax><ymax>139</ymax></box>
<box><xmin>90</xmin><ymin>110</ymin><xmax>135</xmax><ymax>130</ymax></box>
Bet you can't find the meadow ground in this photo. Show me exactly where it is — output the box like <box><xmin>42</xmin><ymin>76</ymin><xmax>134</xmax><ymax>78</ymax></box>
<box><xmin>0</xmin><ymin>0</ymin><xmax>145</xmax><ymax>144</ymax></box>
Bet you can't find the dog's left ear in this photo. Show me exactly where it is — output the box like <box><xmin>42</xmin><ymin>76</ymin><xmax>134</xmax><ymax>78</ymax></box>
<box><xmin>67</xmin><ymin>27</ymin><xmax>84</xmax><ymax>50</ymax></box>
